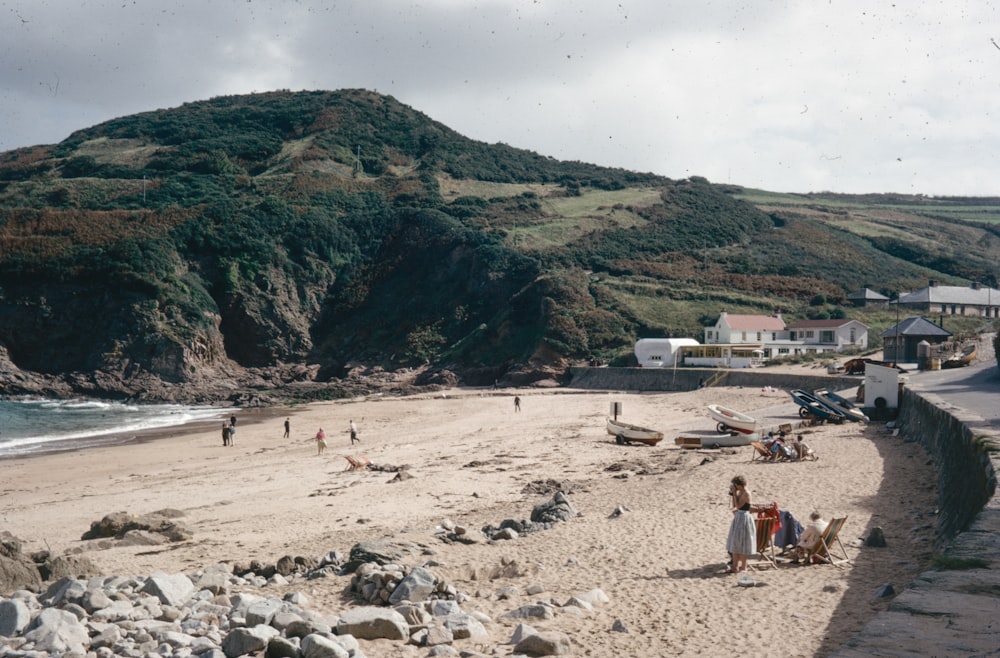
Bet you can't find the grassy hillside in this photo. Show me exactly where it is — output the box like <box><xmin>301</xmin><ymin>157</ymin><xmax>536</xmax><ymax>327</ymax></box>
<box><xmin>0</xmin><ymin>89</ymin><xmax>997</xmax><ymax>398</ymax></box>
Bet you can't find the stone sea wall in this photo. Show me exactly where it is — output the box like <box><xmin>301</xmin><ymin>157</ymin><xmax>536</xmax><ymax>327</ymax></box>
<box><xmin>567</xmin><ymin>366</ymin><xmax>859</xmax><ymax>394</ymax></box>
<box><xmin>832</xmin><ymin>387</ymin><xmax>1000</xmax><ymax>656</ymax></box>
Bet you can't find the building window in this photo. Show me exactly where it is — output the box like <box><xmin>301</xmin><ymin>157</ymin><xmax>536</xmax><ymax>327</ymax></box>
<box><xmin>741</xmin><ymin>331</ymin><xmax>747</xmax><ymax>341</ymax></box>
<box><xmin>778</xmin><ymin>348</ymin><xmax>789</xmax><ymax>355</ymax></box>
<box><xmin>756</xmin><ymin>331</ymin><xmax>762</xmax><ymax>340</ymax></box>
<box><xmin>850</xmin><ymin>328</ymin><xmax>856</xmax><ymax>343</ymax></box>
<box><xmin>820</xmin><ymin>330</ymin><xmax>834</xmax><ymax>343</ymax></box>
<box><xmin>806</xmin><ymin>330</ymin><xmax>815</xmax><ymax>338</ymax></box>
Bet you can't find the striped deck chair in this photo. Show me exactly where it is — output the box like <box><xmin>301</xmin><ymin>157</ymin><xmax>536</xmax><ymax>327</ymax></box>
<box><xmin>753</xmin><ymin>516</ymin><xmax>779</xmax><ymax>569</ymax></box>
<box><xmin>750</xmin><ymin>441</ymin><xmax>771</xmax><ymax>462</ymax></box>
<box><xmin>806</xmin><ymin>516</ymin><xmax>851</xmax><ymax>567</ymax></box>
<box><xmin>344</xmin><ymin>455</ymin><xmax>371</xmax><ymax>471</ymax></box>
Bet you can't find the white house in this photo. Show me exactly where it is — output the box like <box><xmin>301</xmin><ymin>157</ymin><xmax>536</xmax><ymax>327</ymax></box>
<box><xmin>704</xmin><ymin>310</ymin><xmax>785</xmax><ymax>345</ymax></box>
<box><xmin>673</xmin><ymin>310</ymin><xmax>870</xmax><ymax>367</ymax></box>
<box><xmin>634</xmin><ymin>338</ymin><xmax>700</xmax><ymax>367</ymax></box>
<box><xmin>782</xmin><ymin>318</ymin><xmax>869</xmax><ymax>353</ymax></box>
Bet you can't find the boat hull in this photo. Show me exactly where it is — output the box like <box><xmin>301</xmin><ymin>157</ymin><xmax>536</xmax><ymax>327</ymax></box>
<box><xmin>790</xmin><ymin>389</ymin><xmax>846</xmax><ymax>422</ymax></box>
<box><xmin>706</xmin><ymin>404</ymin><xmax>758</xmax><ymax>434</ymax></box>
<box><xmin>675</xmin><ymin>430</ymin><xmax>755</xmax><ymax>449</ymax></box>
<box><xmin>607</xmin><ymin>418</ymin><xmax>664</xmax><ymax>446</ymax></box>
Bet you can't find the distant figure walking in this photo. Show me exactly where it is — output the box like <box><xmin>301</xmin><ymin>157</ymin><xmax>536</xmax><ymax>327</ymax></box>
<box><xmin>313</xmin><ymin>428</ymin><xmax>327</xmax><ymax>455</ymax></box>
<box><xmin>221</xmin><ymin>422</ymin><xmax>231</xmax><ymax>447</ymax></box>
<box><xmin>350</xmin><ymin>419</ymin><xmax>360</xmax><ymax>444</ymax></box>
<box><xmin>228</xmin><ymin>419</ymin><xmax>236</xmax><ymax>446</ymax></box>
<box><xmin>283</xmin><ymin>417</ymin><xmax>290</xmax><ymax>439</ymax></box>
<box><xmin>514</xmin><ymin>396</ymin><xmax>521</xmax><ymax>412</ymax></box>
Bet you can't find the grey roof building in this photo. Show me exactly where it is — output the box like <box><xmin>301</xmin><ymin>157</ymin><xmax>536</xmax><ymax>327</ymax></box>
<box><xmin>880</xmin><ymin>316</ymin><xmax>952</xmax><ymax>362</ymax></box>
<box><xmin>897</xmin><ymin>280</ymin><xmax>1000</xmax><ymax>318</ymax></box>
<box><xmin>846</xmin><ymin>287</ymin><xmax>890</xmax><ymax>307</ymax></box>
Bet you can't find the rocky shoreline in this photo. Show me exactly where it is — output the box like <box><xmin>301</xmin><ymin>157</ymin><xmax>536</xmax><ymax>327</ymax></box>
<box><xmin>1</xmin><ymin>493</ymin><xmax>592</xmax><ymax>658</ymax></box>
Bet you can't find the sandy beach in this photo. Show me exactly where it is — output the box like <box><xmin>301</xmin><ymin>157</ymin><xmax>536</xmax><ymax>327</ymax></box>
<box><xmin>0</xmin><ymin>381</ymin><xmax>938</xmax><ymax>657</ymax></box>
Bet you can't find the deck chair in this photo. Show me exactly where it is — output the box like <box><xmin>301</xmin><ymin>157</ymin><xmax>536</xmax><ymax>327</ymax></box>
<box><xmin>806</xmin><ymin>516</ymin><xmax>852</xmax><ymax>566</ymax></box>
<box><xmin>344</xmin><ymin>455</ymin><xmax>371</xmax><ymax>471</ymax></box>
<box><xmin>750</xmin><ymin>441</ymin><xmax>771</xmax><ymax>462</ymax></box>
<box><xmin>753</xmin><ymin>516</ymin><xmax>779</xmax><ymax>569</ymax></box>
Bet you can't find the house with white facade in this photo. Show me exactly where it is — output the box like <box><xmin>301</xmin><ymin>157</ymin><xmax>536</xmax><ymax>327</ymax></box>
<box><xmin>634</xmin><ymin>338</ymin><xmax>700</xmax><ymax>367</ymax></box>
<box><xmin>672</xmin><ymin>310</ymin><xmax>869</xmax><ymax>367</ymax></box>
<box><xmin>783</xmin><ymin>318</ymin><xmax>869</xmax><ymax>352</ymax></box>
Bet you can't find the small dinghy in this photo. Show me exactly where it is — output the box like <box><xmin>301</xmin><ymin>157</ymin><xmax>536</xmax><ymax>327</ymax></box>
<box><xmin>674</xmin><ymin>429</ymin><xmax>756</xmax><ymax>449</ymax></box>
<box><xmin>606</xmin><ymin>417</ymin><xmax>664</xmax><ymax>446</ymax></box>
<box><xmin>790</xmin><ymin>389</ymin><xmax>846</xmax><ymax>423</ymax></box>
<box><xmin>706</xmin><ymin>404</ymin><xmax>758</xmax><ymax>434</ymax></box>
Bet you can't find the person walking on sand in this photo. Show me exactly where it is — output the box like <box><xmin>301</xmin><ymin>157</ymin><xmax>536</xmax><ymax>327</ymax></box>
<box><xmin>221</xmin><ymin>422</ymin><xmax>231</xmax><ymax>447</ymax></box>
<box><xmin>283</xmin><ymin>417</ymin><xmax>290</xmax><ymax>439</ymax></box>
<box><xmin>514</xmin><ymin>396</ymin><xmax>521</xmax><ymax>412</ymax></box>
<box><xmin>312</xmin><ymin>428</ymin><xmax>327</xmax><ymax>455</ymax></box>
<box><xmin>726</xmin><ymin>475</ymin><xmax>756</xmax><ymax>574</ymax></box>
<box><xmin>350</xmin><ymin>419</ymin><xmax>360</xmax><ymax>444</ymax></box>
<box><xmin>228</xmin><ymin>419</ymin><xmax>236</xmax><ymax>446</ymax></box>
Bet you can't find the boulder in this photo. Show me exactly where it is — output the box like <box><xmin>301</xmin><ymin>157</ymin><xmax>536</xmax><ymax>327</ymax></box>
<box><xmin>388</xmin><ymin>566</ymin><xmax>437</xmax><ymax>605</ymax></box>
<box><xmin>344</xmin><ymin>539</ymin><xmax>419</xmax><ymax>571</ymax></box>
<box><xmin>514</xmin><ymin>630</ymin><xmax>573</xmax><ymax>656</ymax></box>
<box><xmin>530</xmin><ymin>492</ymin><xmax>578</xmax><ymax>524</ymax></box>
<box><xmin>266</xmin><ymin>635</ymin><xmax>301</xmax><ymax>658</ymax></box>
<box><xmin>0</xmin><ymin>554</ymin><xmax>41</xmax><ymax>594</ymax></box>
<box><xmin>24</xmin><ymin>607</ymin><xmax>90</xmax><ymax>654</ymax></box>
<box><xmin>42</xmin><ymin>554</ymin><xmax>100</xmax><ymax>582</ymax></box>
<box><xmin>0</xmin><ymin>598</ymin><xmax>31</xmax><ymax>636</ymax></box>
<box><xmin>300</xmin><ymin>633</ymin><xmax>350</xmax><ymax>658</ymax></box>
<box><xmin>336</xmin><ymin>606</ymin><xmax>409</xmax><ymax>641</ymax></box>
<box><xmin>501</xmin><ymin>604</ymin><xmax>554</xmax><ymax>621</ymax></box>
<box><xmin>140</xmin><ymin>572</ymin><xmax>195</xmax><ymax>607</ymax></box>
<box><xmin>221</xmin><ymin>625</ymin><xmax>279</xmax><ymax>658</ymax></box>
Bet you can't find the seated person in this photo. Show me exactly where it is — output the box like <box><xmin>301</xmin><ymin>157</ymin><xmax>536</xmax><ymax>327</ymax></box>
<box><xmin>769</xmin><ymin>433</ymin><xmax>793</xmax><ymax>461</ymax></box>
<box><xmin>791</xmin><ymin>511</ymin><xmax>828</xmax><ymax>561</ymax></box>
<box><xmin>793</xmin><ymin>434</ymin><xmax>816</xmax><ymax>460</ymax></box>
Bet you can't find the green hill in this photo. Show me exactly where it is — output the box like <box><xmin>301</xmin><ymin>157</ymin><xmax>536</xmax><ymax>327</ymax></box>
<box><xmin>0</xmin><ymin>89</ymin><xmax>997</xmax><ymax>401</ymax></box>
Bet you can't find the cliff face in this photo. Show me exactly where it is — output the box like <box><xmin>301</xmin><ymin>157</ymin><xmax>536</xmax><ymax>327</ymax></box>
<box><xmin>3</xmin><ymin>89</ymin><xmax>986</xmax><ymax>403</ymax></box>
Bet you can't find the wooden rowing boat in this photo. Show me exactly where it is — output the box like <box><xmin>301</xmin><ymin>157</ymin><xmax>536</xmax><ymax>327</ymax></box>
<box><xmin>941</xmin><ymin>344</ymin><xmax>976</xmax><ymax>369</ymax></box>
<box><xmin>674</xmin><ymin>430</ymin><xmax>756</xmax><ymax>449</ymax></box>
<box><xmin>789</xmin><ymin>389</ymin><xmax>846</xmax><ymax>423</ymax></box>
<box><xmin>705</xmin><ymin>404</ymin><xmax>758</xmax><ymax>434</ymax></box>
<box><xmin>606</xmin><ymin>417</ymin><xmax>664</xmax><ymax>446</ymax></box>
<box><xmin>813</xmin><ymin>388</ymin><xmax>868</xmax><ymax>423</ymax></box>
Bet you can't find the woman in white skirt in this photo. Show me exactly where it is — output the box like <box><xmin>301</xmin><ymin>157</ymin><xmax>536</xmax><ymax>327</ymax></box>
<box><xmin>726</xmin><ymin>475</ymin><xmax>756</xmax><ymax>573</ymax></box>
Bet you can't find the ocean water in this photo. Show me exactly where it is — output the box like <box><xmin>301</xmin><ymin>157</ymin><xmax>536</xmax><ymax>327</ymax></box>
<box><xmin>0</xmin><ymin>397</ymin><xmax>231</xmax><ymax>457</ymax></box>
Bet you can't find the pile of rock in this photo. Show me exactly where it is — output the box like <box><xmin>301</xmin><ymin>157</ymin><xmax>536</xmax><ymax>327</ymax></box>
<box><xmin>79</xmin><ymin>510</ymin><xmax>193</xmax><ymax>547</ymax></box>
<box><xmin>349</xmin><ymin>564</ymin><xmax>456</xmax><ymax>607</ymax></box>
<box><xmin>480</xmin><ymin>491</ymin><xmax>580</xmax><ymax>541</ymax></box>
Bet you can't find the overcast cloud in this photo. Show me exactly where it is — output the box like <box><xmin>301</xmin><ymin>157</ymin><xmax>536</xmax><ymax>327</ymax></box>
<box><xmin>2</xmin><ymin>0</ymin><xmax>997</xmax><ymax>195</ymax></box>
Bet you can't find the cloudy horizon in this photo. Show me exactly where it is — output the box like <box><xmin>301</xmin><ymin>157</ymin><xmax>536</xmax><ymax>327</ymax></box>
<box><xmin>2</xmin><ymin>0</ymin><xmax>998</xmax><ymax>196</ymax></box>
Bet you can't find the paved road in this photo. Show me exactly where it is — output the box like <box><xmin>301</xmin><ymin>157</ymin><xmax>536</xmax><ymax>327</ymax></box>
<box><xmin>901</xmin><ymin>359</ymin><xmax>1000</xmax><ymax>427</ymax></box>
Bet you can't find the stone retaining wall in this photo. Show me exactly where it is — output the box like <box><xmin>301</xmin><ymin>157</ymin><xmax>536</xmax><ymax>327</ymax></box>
<box><xmin>567</xmin><ymin>366</ymin><xmax>859</xmax><ymax>394</ymax></box>
<box><xmin>830</xmin><ymin>387</ymin><xmax>1000</xmax><ymax>656</ymax></box>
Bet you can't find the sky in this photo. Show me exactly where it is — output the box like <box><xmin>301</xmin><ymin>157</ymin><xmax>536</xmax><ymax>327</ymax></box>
<box><xmin>2</xmin><ymin>0</ymin><xmax>998</xmax><ymax>196</ymax></box>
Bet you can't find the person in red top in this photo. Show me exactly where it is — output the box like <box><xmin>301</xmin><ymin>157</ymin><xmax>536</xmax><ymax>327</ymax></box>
<box><xmin>313</xmin><ymin>428</ymin><xmax>327</xmax><ymax>455</ymax></box>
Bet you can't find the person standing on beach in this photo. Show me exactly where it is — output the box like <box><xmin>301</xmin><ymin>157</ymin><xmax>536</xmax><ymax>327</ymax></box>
<box><xmin>726</xmin><ymin>475</ymin><xmax>756</xmax><ymax>574</ymax></box>
<box><xmin>221</xmin><ymin>422</ymin><xmax>230</xmax><ymax>447</ymax></box>
<box><xmin>514</xmin><ymin>396</ymin><xmax>521</xmax><ymax>412</ymax></box>
<box><xmin>313</xmin><ymin>428</ymin><xmax>327</xmax><ymax>455</ymax></box>
<box><xmin>350</xmin><ymin>419</ymin><xmax>360</xmax><ymax>444</ymax></box>
<box><xmin>283</xmin><ymin>418</ymin><xmax>290</xmax><ymax>439</ymax></box>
